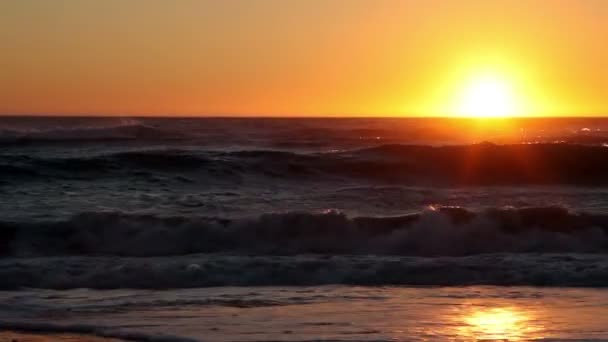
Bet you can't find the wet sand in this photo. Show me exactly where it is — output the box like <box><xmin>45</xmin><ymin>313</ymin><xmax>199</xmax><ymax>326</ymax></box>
<box><xmin>0</xmin><ymin>332</ymin><xmax>124</xmax><ymax>342</ymax></box>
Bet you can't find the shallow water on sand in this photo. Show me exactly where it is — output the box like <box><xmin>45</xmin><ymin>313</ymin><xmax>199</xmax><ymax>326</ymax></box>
<box><xmin>2</xmin><ymin>286</ymin><xmax>608</xmax><ymax>342</ymax></box>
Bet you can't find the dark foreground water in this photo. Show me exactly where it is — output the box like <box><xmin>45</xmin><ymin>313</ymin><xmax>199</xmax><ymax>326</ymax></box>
<box><xmin>3</xmin><ymin>117</ymin><xmax>608</xmax><ymax>341</ymax></box>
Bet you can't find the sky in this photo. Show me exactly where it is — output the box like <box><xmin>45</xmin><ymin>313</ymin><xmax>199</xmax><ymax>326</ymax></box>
<box><xmin>1</xmin><ymin>0</ymin><xmax>607</xmax><ymax>117</ymax></box>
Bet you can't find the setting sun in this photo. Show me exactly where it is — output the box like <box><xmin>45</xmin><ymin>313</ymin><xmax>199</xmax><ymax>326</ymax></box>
<box><xmin>423</xmin><ymin>53</ymin><xmax>554</xmax><ymax>118</ymax></box>
<box><xmin>454</xmin><ymin>74</ymin><xmax>519</xmax><ymax>118</ymax></box>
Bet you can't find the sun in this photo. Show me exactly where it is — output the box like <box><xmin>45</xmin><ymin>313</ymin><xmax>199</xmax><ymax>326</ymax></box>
<box><xmin>417</xmin><ymin>55</ymin><xmax>550</xmax><ymax>118</ymax></box>
<box><xmin>454</xmin><ymin>74</ymin><xmax>520</xmax><ymax>118</ymax></box>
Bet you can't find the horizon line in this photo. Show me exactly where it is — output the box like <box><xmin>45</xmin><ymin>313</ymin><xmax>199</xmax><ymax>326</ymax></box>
<box><xmin>1</xmin><ymin>113</ymin><xmax>608</xmax><ymax>119</ymax></box>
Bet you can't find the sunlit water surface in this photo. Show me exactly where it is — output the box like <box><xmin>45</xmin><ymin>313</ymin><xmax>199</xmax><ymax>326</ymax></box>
<box><xmin>2</xmin><ymin>286</ymin><xmax>608</xmax><ymax>341</ymax></box>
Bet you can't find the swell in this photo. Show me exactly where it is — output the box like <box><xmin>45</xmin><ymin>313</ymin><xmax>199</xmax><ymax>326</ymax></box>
<box><xmin>0</xmin><ymin>150</ymin><xmax>215</xmax><ymax>181</ymax></box>
<box><xmin>350</xmin><ymin>143</ymin><xmax>608</xmax><ymax>185</ymax></box>
<box><xmin>3</xmin><ymin>206</ymin><xmax>608</xmax><ymax>257</ymax></box>
<box><xmin>2</xmin><ymin>254</ymin><xmax>608</xmax><ymax>289</ymax></box>
<box><xmin>4</xmin><ymin>143</ymin><xmax>608</xmax><ymax>185</ymax></box>
<box><xmin>0</xmin><ymin>150</ymin><xmax>316</xmax><ymax>181</ymax></box>
<box><xmin>0</xmin><ymin>123</ymin><xmax>187</xmax><ymax>145</ymax></box>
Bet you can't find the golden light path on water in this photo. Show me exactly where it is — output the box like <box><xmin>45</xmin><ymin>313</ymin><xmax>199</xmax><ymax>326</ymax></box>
<box><xmin>458</xmin><ymin>306</ymin><xmax>544</xmax><ymax>341</ymax></box>
<box><xmin>4</xmin><ymin>287</ymin><xmax>608</xmax><ymax>341</ymax></box>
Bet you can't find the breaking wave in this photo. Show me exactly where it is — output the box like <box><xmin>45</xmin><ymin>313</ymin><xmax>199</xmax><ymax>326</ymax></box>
<box><xmin>4</xmin><ymin>206</ymin><xmax>608</xmax><ymax>288</ymax></box>
<box><xmin>3</xmin><ymin>206</ymin><xmax>608</xmax><ymax>257</ymax></box>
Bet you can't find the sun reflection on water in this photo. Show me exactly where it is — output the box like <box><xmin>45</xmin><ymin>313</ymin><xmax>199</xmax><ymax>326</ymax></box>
<box><xmin>458</xmin><ymin>307</ymin><xmax>543</xmax><ymax>341</ymax></box>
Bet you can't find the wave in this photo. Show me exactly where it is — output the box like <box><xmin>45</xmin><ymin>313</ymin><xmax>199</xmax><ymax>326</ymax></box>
<box><xmin>4</xmin><ymin>206</ymin><xmax>608</xmax><ymax>288</ymax></box>
<box><xmin>2</xmin><ymin>253</ymin><xmax>608</xmax><ymax>289</ymax></box>
<box><xmin>3</xmin><ymin>206</ymin><xmax>608</xmax><ymax>257</ymax></box>
<box><xmin>4</xmin><ymin>143</ymin><xmax>608</xmax><ymax>185</ymax></box>
<box><xmin>0</xmin><ymin>123</ymin><xmax>187</xmax><ymax>145</ymax></box>
<box><xmin>0</xmin><ymin>150</ymin><xmax>216</xmax><ymax>181</ymax></box>
<box><xmin>349</xmin><ymin>143</ymin><xmax>608</xmax><ymax>185</ymax></box>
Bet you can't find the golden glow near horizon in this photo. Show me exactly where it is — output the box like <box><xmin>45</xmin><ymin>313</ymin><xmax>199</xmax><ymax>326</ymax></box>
<box><xmin>1</xmin><ymin>0</ymin><xmax>607</xmax><ymax>117</ymax></box>
<box><xmin>426</xmin><ymin>54</ymin><xmax>556</xmax><ymax>118</ymax></box>
<box><xmin>453</xmin><ymin>73</ymin><xmax>520</xmax><ymax>118</ymax></box>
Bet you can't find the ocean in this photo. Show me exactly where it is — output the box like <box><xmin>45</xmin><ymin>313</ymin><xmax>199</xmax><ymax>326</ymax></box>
<box><xmin>3</xmin><ymin>116</ymin><xmax>608</xmax><ymax>341</ymax></box>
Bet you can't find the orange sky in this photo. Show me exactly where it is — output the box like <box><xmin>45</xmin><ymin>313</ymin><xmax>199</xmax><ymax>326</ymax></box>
<box><xmin>1</xmin><ymin>0</ymin><xmax>607</xmax><ymax>117</ymax></box>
